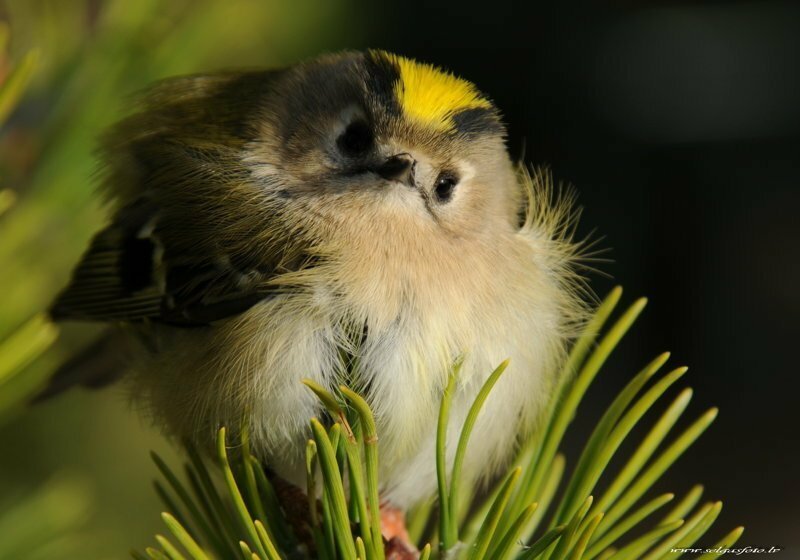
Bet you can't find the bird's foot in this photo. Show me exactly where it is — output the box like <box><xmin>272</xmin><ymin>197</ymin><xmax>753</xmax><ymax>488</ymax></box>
<box><xmin>381</xmin><ymin>504</ymin><xmax>418</xmax><ymax>559</ymax></box>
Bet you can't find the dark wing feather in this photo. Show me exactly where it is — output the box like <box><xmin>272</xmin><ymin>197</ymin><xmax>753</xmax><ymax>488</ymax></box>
<box><xmin>50</xmin><ymin>201</ymin><xmax>162</xmax><ymax>321</ymax></box>
<box><xmin>50</xmin><ymin>200</ymin><xmax>276</xmax><ymax>326</ymax></box>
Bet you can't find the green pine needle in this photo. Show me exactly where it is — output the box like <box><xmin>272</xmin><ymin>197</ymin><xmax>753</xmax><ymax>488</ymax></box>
<box><xmin>122</xmin><ymin>288</ymin><xmax>742</xmax><ymax>560</ymax></box>
<box><xmin>695</xmin><ymin>526</ymin><xmax>745</xmax><ymax>559</ymax></box>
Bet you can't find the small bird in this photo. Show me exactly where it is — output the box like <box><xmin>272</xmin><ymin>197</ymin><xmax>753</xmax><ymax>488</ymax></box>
<box><xmin>49</xmin><ymin>50</ymin><xmax>587</xmax><ymax>530</ymax></box>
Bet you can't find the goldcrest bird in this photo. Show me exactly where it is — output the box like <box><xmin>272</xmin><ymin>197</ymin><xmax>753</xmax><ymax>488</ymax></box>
<box><xmin>48</xmin><ymin>50</ymin><xmax>586</xmax><ymax>516</ymax></box>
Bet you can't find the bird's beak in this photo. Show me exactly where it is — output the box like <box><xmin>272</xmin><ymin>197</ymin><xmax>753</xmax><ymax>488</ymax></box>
<box><xmin>372</xmin><ymin>153</ymin><xmax>416</xmax><ymax>187</ymax></box>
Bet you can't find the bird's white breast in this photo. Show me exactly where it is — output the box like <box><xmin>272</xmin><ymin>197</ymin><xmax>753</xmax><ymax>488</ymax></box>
<box><xmin>131</xmin><ymin>218</ymin><xmax>573</xmax><ymax>509</ymax></box>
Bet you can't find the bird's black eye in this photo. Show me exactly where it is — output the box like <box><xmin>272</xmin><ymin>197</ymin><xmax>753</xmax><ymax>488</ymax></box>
<box><xmin>337</xmin><ymin>121</ymin><xmax>373</xmax><ymax>156</ymax></box>
<box><xmin>434</xmin><ymin>172</ymin><xmax>459</xmax><ymax>203</ymax></box>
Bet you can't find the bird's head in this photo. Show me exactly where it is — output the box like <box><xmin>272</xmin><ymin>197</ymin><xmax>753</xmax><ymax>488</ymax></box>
<box><xmin>246</xmin><ymin>50</ymin><xmax>520</xmax><ymax>240</ymax></box>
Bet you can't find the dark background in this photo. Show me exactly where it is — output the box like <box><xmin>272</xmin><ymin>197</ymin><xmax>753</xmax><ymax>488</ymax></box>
<box><xmin>355</xmin><ymin>0</ymin><xmax>800</xmax><ymax>551</ymax></box>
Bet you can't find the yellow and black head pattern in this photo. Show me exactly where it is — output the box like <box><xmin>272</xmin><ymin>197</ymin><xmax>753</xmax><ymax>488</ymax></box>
<box><xmin>267</xmin><ymin>50</ymin><xmax>505</xmax><ymax>157</ymax></box>
<box><xmin>363</xmin><ymin>50</ymin><xmax>502</xmax><ymax>136</ymax></box>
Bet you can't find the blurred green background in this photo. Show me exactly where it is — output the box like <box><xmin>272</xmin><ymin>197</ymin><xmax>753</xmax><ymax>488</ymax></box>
<box><xmin>2</xmin><ymin>0</ymin><xmax>799</xmax><ymax>557</ymax></box>
<box><xmin>0</xmin><ymin>1</ymin><xmax>361</xmax><ymax>557</ymax></box>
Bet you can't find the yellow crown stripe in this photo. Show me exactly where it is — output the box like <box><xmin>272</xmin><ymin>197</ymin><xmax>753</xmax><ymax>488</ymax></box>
<box><xmin>375</xmin><ymin>51</ymin><xmax>493</xmax><ymax>131</ymax></box>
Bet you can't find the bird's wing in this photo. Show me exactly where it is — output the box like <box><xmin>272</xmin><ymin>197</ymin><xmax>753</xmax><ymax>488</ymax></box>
<box><xmin>49</xmin><ymin>198</ymin><xmax>279</xmax><ymax>326</ymax></box>
<box><xmin>51</xmin><ymin>70</ymin><xmax>303</xmax><ymax>326</ymax></box>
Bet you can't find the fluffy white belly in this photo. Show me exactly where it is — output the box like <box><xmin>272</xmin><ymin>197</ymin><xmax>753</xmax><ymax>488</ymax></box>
<box><xmin>131</xmin><ymin>245</ymin><xmax>571</xmax><ymax>509</ymax></box>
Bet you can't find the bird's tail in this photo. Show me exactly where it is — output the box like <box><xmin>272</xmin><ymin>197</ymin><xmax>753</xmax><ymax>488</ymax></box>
<box><xmin>33</xmin><ymin>329</ymin><xmax>127</xmax><ymax>402</ymax></box>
